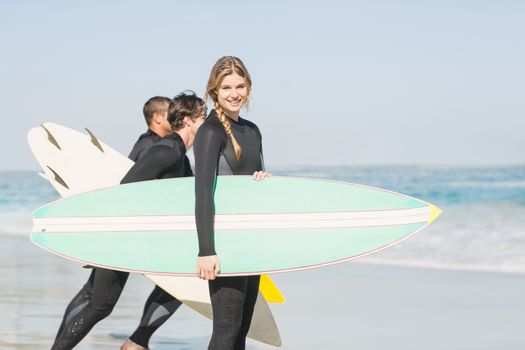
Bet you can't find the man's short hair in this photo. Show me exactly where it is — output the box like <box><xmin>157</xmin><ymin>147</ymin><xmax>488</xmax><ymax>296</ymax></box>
<box><xmin>168</xmin><ymin>91</ymin><xmax>206</xmax><ymax>131</ymax></box>
<box><xmin>143</xmin><ymin>96</ymin><xmax>171</xmax><ymax>126</ymax></box>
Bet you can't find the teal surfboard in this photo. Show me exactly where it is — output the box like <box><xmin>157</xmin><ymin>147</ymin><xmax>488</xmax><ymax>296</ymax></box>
<box><xmin>31</xmin><ymin>176</ymin><xmax>441</xmax><ymax>276</ymax></box>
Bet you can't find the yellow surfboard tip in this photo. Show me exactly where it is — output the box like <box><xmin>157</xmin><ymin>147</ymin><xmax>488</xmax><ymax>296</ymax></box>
<box><xmin>428</xmin><ymin>203</ymin><xmax>442</xmax><ymax>225</ymax></box>
<box><xmin>259</xmin><ymin>274</ymin><xmax>286</xmax><ymax>303</ymax></box>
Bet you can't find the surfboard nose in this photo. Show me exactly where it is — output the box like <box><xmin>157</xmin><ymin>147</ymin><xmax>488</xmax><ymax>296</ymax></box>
<box><xmin>428</xmin><ymin>203</ymin><xmax>442</xmax><ymax>225</ymax></box>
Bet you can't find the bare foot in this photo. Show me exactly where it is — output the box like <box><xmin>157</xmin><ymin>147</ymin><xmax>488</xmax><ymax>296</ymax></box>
<box><xmin>120</xmin><ymin>339</ymin><xmax>148</xmax><ymax>350</ymax></box>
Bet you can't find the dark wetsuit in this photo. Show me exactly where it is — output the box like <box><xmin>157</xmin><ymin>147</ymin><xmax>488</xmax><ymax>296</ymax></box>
<box><xmin>51</xmin><ymin>132</ymin><xmax>190</xmax><ymax>350</ymax></box>
<box><xmin>194</xmin><ymin>110</ymin><xmax>264</xmax><ymax>350</ymax></box>
<box><xmin>129</xmin><ymin>129</ymin><xmax>160</xmax><ymax>161</ymax></box>
<box><xmin>129</xmin><ymin>129</ymin><xmax>192</xmax><ymax>175</ymax></box>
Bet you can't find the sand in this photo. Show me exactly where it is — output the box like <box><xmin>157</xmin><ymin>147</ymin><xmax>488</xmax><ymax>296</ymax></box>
<box><xmin>1</xmin><ymin>234</ymin><xmax>524</xmax><ymax>349</ymax></box>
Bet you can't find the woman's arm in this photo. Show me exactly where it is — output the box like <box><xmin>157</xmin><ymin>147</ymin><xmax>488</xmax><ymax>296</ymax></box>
<box><xmin>194</xmin><ymin>123</ymin><xmax>225</xmax><ymax>280</ymax></box>
<box><xmin>252</xmin><ymin>125</ymin><xmax>270</xmax><ymax>180</ymax></box>
<box><xmin>193</xmin><ymin>124</ymin><xmax>224</xmax><ymax>257</ymax></box>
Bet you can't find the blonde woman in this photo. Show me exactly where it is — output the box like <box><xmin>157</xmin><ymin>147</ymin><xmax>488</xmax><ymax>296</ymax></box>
<box><xmin>193</xmin><ymin>56</ymin><xmax>270</xmax><ymax>350</ymax></box>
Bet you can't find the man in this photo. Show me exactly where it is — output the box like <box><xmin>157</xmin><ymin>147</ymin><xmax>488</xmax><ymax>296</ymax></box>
<box><xmin>120</xmin><ymin>93</ymin><xmax>204</xmax><ymax>350</ymax></box>
<box><xmin>51</xmin><ymin>92</ymin><xmax>206</xmax><ymax>350</ymax></box>
<box><xmin>129</xmin><ymin>96</ymin><xmax>193</xmax><ymax>177</ymax></box>
<box><xmin>129</xmin><ymin>96</ymin><xmax>172</xmax><ymax>161</ymax></box>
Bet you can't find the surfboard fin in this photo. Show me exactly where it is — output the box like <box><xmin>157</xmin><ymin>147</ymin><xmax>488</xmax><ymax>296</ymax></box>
<box><xmin>85</xmin><ymin>128</ymin><xmax>105</xmax><ymax>153</ymax></box>
<box><xmin>46</xmin><ymin>166</ymin><xmax>70</xmax><ymax>189</ymax></box>
<box><xmin>41</xmin><ymin>124</ymin><xmax>61</xmax><ymax>150</ymax></box>
<box><xmin>428</xmin><ymin>203</ymin><xmax>442</xmax><ymax>225</ymax></box>
<box><xmin>259</xmin><ymin>274</ymin><xmax>286</xmax><ymax>303</ymax></box>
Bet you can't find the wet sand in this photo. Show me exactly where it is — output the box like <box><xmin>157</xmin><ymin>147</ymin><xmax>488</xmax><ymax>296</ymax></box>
<box><xmin>2</xmin><ymin>234</ymin><xmax>524</xmax><ymax>349</ymax></box>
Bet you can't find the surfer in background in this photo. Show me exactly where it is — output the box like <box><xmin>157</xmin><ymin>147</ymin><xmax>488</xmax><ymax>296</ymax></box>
<box><xmin>129</xmin><ymin>96</ymin><xmax>173</xmax><ymax>160</ymax></box>
<box><xmin>194</xmin><ymin>56</ymin><xmax>270</xmax><ymax>350</ymax></box>
<box><xmin>129</xmin><ymin>95</ymin><xmax>193</xmax><ymax>173</ymax></box>
<box><xmin>50</xmin><ymin>92</ymin><xmax>206</xmax><ymax>350</ymax></box>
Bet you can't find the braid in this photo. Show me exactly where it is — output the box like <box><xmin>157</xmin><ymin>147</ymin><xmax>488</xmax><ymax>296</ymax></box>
<box><xmin>215</xmin><ymin>104</ymin><xmax>242</xmax><ymax>160</ymax></box>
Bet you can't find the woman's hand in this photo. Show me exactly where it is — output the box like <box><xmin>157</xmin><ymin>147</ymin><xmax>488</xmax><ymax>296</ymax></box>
<box><xmin>252</xmin><ymin>171</ymin><xmax>271</xmax><ymax>181</ymax></box>
<box><xmin>197</xmin><ymin>255</ymin><xmax>221</xmax><ymax>280</ymax></box>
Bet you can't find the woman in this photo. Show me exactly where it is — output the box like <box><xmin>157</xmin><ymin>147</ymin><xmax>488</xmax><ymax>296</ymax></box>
<box><xmin>193</xmin><ymin>56</ymin><xmax>270</xmax><ymax>350</ymax></box>
<box><xmin>50</xmin><ymin>91</ymin><xmax>206</xmax><ymax>350</ymax></box>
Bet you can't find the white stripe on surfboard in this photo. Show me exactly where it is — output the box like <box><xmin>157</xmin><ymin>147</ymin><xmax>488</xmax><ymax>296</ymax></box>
<box><xmin>35</xmin><ymin>206</ymin><xmax>429</xmax><ymax>223</ymax></box>
<box><xmin>33</xmin><ymin>207</ymin><xmax>430</xmax><ymax>232</ymax></box>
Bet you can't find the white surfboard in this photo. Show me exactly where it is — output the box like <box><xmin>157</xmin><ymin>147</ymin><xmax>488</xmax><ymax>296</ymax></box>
<box><xmin>27</xmin><ymin>122</ymin><xmax>282</xmax><ymax>347</ymax></box>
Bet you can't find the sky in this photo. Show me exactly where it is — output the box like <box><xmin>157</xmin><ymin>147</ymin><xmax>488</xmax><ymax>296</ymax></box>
<box><xmin>1</xmin><ymin>0</ymin><xmax>524</xmax><ymax>170</ymax></box>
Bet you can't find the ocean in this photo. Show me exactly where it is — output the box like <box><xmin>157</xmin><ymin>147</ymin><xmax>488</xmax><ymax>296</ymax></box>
<box><xmin>2</xmin><ymin>165</ymin><xmax>524</xmax><ymax>275</ymax></box>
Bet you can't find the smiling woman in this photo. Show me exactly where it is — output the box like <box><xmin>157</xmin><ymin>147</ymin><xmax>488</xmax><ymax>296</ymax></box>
<box><xmin>193</xmin><ymin>56</ymin><xmax>270</xmax><ymax>350</ymax></box>
<box><xmin>205</xmin><ymin>57</ymin><xmax>252</xmax><ymax>161</ymax></box>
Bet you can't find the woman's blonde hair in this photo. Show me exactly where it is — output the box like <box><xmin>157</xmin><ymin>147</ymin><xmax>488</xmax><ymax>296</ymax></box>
<box><xmin>205</xmin><ymin>56</ymin><xmax>252</xmax><ymax>160</ymax></box>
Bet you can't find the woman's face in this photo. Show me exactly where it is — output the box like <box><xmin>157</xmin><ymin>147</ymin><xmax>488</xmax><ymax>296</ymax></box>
<box><xmin>217</xmin><ymin>72</ymin><xmax>248</xmax><ymax>117</ymax></box>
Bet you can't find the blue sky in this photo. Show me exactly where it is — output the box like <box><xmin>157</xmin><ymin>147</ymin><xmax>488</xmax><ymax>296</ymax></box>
<box><xmin>1</xmin><ymin>0</ymin><xmax>524</xmax><ymax>170</ymax></box>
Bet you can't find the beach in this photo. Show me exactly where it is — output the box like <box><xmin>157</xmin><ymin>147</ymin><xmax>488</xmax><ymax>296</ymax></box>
<box><xmin>2</xmin><ymin>0</ymin><xmax>524</xmax><ymax>347</ymax></box>
<box><xmin>1</xmin><ymin>167</ymin><xmax>524</xmax><ymax>349</ymax></box>
<box><xmin>2</xmin><ymin>233</ymin><xmax>524</xmax><ymax>350</ymax></box>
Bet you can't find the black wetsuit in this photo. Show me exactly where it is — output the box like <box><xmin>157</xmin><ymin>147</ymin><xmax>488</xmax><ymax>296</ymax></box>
<box><xmin>129</xmin><ymin>129</ymin><xmax>161</xmax><ymax>161</ymax></box>
<box><xmin>51</xmin><ymin>132</ymin><xmax>190</xmax><ymax>350</ymax></box>
<box><xmin>129</xmin><ymin>129</ymin><xmax>192</xmax><ymax>175</ymax></box>
<box><xmin>194</xmin><ymin>110</ymin><xmax>264</xmax><ymax>350</ymax></box>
